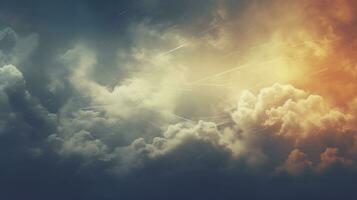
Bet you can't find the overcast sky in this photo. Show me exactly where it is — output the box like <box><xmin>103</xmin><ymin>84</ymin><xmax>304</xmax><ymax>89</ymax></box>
<box><xmin>0</xmin><ymin>1</ymin><xmax>357</xmax><ymax>200</ymax></box>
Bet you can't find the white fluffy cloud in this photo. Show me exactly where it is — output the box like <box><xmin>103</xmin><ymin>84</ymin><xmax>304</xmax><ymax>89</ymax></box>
<box><xmin>231</xmin><ymin>84</ymin><xmax>356</xmax><ymax>174</ymax></box>
<box><xmin>49</xmin><ymin>80</ymin><xmax>357</xmax><ymax>175</ymax></box>
<box><xmin>0</xmin><ymin>64</ymin><xmax>24</xmax><ymax>88</ymax></box>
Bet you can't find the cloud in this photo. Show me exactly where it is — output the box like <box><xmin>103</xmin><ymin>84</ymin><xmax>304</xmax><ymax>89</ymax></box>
<box><xmin>46</xmin><ymin>31</ymin><xmax>192</xmax><ymax>164</ymax></box>
<box><xmin>47</xmin><ymin>80</ymin><xmax>357</xmax><ymax>177</ymax></box>
<box><xmin>0</xmin><ymin>64</ymin><xmax>23</xmax><ymax>134</ymax></box>
<box><xmin>317</xmin><ymin>147</ymin><xmax>353</xmax><ymax>172</ymax></box>
<box><xmin>230</xmin><ymin>84</ymin><xmax>356</xmax><ymax>173</ymax></box>
<box><xmin>0</xmin><ymin>28</ymin><xmax>54</xmax><ymax>153</ymax></box>
<box><xmin>0</xmin><ymin>64</ymin><xmax>56</xmax><ymax>160</ymax></box>
<box><xmin>0</xmin><ymin>27</ymin><xmax>38</xmax><ymax>66</ymax></box>
<box><xmin>61</xmin><ymin>41</ymin><xmax>186</xmax><ymax>120</ymax></box>
<box><xmin>276</xmin><ymin>149</ymin><xmax>312</xmax><ymax>176</ymax></box>
<box><xmin>48</xmin><ymin>130</ymin><xmax>109</xmax><ymax>160</ymax></box>
<box><xmin>0</xmin><ymin>64</ymin><xmax>23</xmax><ymax>88</ymax></box>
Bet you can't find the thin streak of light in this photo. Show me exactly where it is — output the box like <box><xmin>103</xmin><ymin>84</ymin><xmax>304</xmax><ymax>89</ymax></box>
<box><xmin>259</xmin><ymin>38</ymin><xmax>323</xmax><ymax>50</ymax></box>
<box><xmin>163</xmin><ymin>89</ymin><xmax>193</xmax><ymax>92</ymax></box>
<box><xmin>199</xmin><ymin>24</ymin><xmax>220</xmax><ymax>35</ymax></box>
<box><xmin>249</xmin><ymin>42</ymin><xmax>271</xmax><ymax>51</ymax></box>
<box><xmin>143</xmin><ymin>119</ymin><xmax>163</xmax><ymax>131</ymax></box>
<box><xmin>195</xmin><ymin>114</ymin><xmax>230</xmax><ymax>120</ymax></box>
<box><xmin>191</xmin><ymin>83</ymin><xmax>229</xmax><ymax>87</ymax></box>
<box><xmin>289</xmin><ymin>37</ymin><xmax>340</xmax><ymax>48</ymax></box>
<box><xmin>224</xmin><ymin>38</ymin><xmax>341</xmax><ymax>60</ymax></box>
<box><xmin>170</xmin><ymin>113</ymin><xmax>195</xmax><ymax>122</ymax></box>
<box><xmin>188</xmin><ymin>65</ymin><xmax>247</xmax><ymax>85</ymax></box>
<box><xmin>310</xmin><ymin>67</ymin><xmax>329</xmax><ymax>76</ymax></box>
<box><xmin>167</xmin><ymin>24</ymin><xmax>178</xmax><ymax>31</ymax></box>
<box><xmin>80</xmin><ymin>105</ymin><xmax>114</xmax><ymax>110</ymax></box>
<box><xmin>216</xmin><ymin>121</ymin><xmax>233</xmax><ymax>127</ymax></box>
<box><xmin>149</xmin><ymin>86</ymin><xmax>193</xmax><ymax>92</ymax></box>
<box><xmin>199</xmin><ymin>114</ymin><xmax>228</xmax><ymax>119</ymax></box>
<box><xmin>158</xmin><ymin>23</ymin><xmax>220</xmax><ymax>59</ymax></box>
<box><xmin>221</xmin><ymin>50</ymin><xmax>241</xmax><ymax>58</ymax></box>
<box><xmin>189</xmin><ymin>58</ymin><xmax>280</xmax><ymax>85</ymax></box>
<box><xmin>158</xmin><ymin>42</ymin><xmax>187</xmax><ymax>57</ymax></box>
<box><xmin>195</xmin><ymin>83</ymin><xmax>226</xmax><ymax>86</ymax></box>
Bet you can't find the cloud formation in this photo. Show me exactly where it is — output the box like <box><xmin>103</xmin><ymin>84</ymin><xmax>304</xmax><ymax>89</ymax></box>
<box><xmin>48</xmin><ymin>82</ymin><xmax>357</xmax><ymax>176</ymax></box>
<box><xmin>0</xmin><ymin>27</ymin><xmax>38</xmax><ymax>66</ymax></box>
<box><xmin>0</xmin><ymin>64</ymin><xmax>56</xmax><ymax>158</ymax></box>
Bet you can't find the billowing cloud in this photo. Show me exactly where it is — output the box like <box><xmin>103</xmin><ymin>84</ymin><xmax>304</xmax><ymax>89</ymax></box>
<box><xmin>48</xmin><ymin>82</ymin><xmax>357</xmax><ymax>176</ymax></box>
<box><xmin>0</xmin><ymin>64</ymin><xmax>56</xmax><ymax>158</ymax></box>
<box><xmin>276</xmin><ymin>149</ymin><xmax>312</xmax><ymax>176</ymax></box>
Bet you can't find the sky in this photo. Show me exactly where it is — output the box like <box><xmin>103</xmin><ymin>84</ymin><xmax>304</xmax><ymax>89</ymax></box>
<box><xmin>0</xmin><ymin>0</ymin><xmax>356</xmax><ymax>199</ymax></box>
